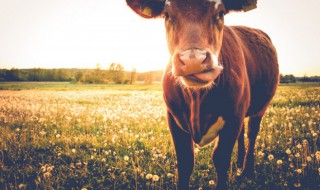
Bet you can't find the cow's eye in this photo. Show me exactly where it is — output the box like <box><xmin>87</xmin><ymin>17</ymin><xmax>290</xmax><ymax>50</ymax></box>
<box><xmin>213</xmin><ymin>11</ymin><xmax>224</xmax><ymax>21</ymax></box>
<box><xmin>164</xmin><ymin>12</ymin><xmax>170</xmax><ymax>20</ymax></box>
<box><xmin>218</xmin><ymin>11</ymin><xmax>224</xmax><ymax>19</ymax></box>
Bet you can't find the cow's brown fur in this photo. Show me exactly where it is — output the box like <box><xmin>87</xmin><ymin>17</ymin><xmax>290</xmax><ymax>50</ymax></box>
<box><xmin>126</xmin><ymin>0</ymin><xmax>278</xmax><ymax>189</ymax></box>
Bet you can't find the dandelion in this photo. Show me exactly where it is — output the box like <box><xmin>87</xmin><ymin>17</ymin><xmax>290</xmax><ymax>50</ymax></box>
<box><xmin>258</xmin><ymin>150</ymin><xmax>264</xmax><ymax>157</ymax></box>
<box><xmin>294</xmin><ymin>182</ymin><xmax>301</xmax><ymax>188</ymax></box>
<box><xmin>39</xmin><ymin>130</ymin><xmax>46</xmax><ymax>136</ymax></box>
<box><xmin>277</xmin><ymin>160</ymin><xmax>283</xmax><ymax>165</ymax></box>
<box><xmin>18</xmin><ymin>184</ymin><xmax>26</xmax><ymax>189</ymax></box>
<box><xmin>167</xmin><ymin>173</ymin><xmax>174</xmax><ymax>178</ymax></box>
<box><xmin>316</xmin><ymin>151</ymin><xmax>320</xmax><ymax>161</ymax></box>
<box><xmin>43</xmin><ymin>171</ymin><xmax>52</xmax><ymax>179</ymax></box>
<box><xmin>209</xmin><ymin>180</ymin><xmax>215</xmax><ymax>185</ymax></box>
<box><xmin>152</xmin><ymin>175</ymin><xmax>160</xmax><ymax>182</ymax></box>
<box><xmin>268</xmin><ymin>154</ymin><xmax>274</xmax><ymax>161</ymax></box>
<box><xmin>146</xmin><ymin>174</ymin><xmax>153</xmax><ymax>179</ymax></box>
<box><xmin>285</xmin><ymin>149</ymin><xmax>291</xmax><ymax>155</ymax></box>
<box><xmin>124</xmin><ymin>155</ymin><xmax>129</xmax><ymax>161</ymax></box>
<box><xmin>307</xmin><ymin>156</ymin><xmax>312</xmax><ymax>162</ymax></box>
<box><xmin>236</xmin><ymin>168</ymin><xmax>242</xmax><ymax>176</ymax></box>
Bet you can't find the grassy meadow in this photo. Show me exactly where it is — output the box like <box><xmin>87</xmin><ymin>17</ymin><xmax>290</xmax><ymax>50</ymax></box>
<box><xmin>0</xmin><ymin>82</ymin><xmax>319</xmax><ymax>190</ymax></box>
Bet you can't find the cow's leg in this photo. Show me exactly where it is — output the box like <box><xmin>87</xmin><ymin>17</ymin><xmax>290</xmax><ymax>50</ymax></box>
<box><xmin>237</xmin><ymin>125</ymin><xmax>245</xmax><ymax>169</ymax></box>
<box><xmin>242</xmin><ymin>116</ymin><xmax>262</xmax><ymax>176</ymax></box>
<box><xmin>167</xmin><ymin>112</ymin><xmax>194</xmax><ymax>190</ymax></box>
<box><xmin>212</xmin><ymin>121</ymin><xmax>241</xmax><ymax>189</ymax></box>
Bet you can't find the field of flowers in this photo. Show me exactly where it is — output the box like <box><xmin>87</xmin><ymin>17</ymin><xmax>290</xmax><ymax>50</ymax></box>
<box><xmin>0</xmin><ymin>83</ymin><xmax>319</xmax><ymax>189</ymax></box>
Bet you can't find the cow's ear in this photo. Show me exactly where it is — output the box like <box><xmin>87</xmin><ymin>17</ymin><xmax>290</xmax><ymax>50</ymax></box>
<box><xmin>126</xmin><ymin>0</ymin><xmax>165</xmax><ymax>18</ymax></box>
<box><xmin>223</xmin><ymin>0</ymin><xmax>257</xmax><ymax>12</ymax></box>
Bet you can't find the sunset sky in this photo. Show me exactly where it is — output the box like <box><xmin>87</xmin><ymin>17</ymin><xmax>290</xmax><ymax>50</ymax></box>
<box><xmin>0</xmin><ymin>0</ymin><xmax>320</xmax><ymax>76</ymax></box>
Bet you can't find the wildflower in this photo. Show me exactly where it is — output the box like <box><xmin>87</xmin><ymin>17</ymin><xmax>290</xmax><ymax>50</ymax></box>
<box><xmin>167</xmin><ymin>173</ymin><xmax>174</xmax><ymax>178</ymax></box>
<box><xmin>295</xmin><ymin>169</ymin><xmax>302</xmax><ymax>174</ymax></box>
<box><xmin>295</xmin><ymin>153</ymin><xmax>300</xmax><ymax>158</ymax></box>
<box><xmin>296</xmin><ymin>144</ymin><xmax>302</xmax><ymax>149</ymax></box>
<box><xmin>316</xmin><ymin>151</ymin><xmax>320</xmax><ymax>161</ymax></box>
<box><xmin>277</xmin><ymin>160</ymin><xmax>283</xmax><ymax>165</ymax></box>
<box><xmin>43</xmin><ymin>171</ymin><xmax>52</xmax><ymax>179</ymax></box>
<box><xmin>71</xmin><ymin>149</ymin><xmax>76</xmax><ymax>153</ymax></box>
<box><xmin>146</xmin><ymin>174</ymin><xmax>153</xmax><ymax>179</ymax></box>
<box><xmin>101</xmin><ymin>158</ymin><xmax>106</xmax><ymax>162</ymax></box>
<box><xmin>258</xmin><ymin>151</ymin><xmax>264</xmax><ymax>157</ymax></box>
<box><xmin>56</xmin><ymin>134</ymin><xmax>61</xmax><ymax>138</ymax></box>
<box><xmin>294</xmin><ymin>182</ymin><xmax>301</xmax><ymax>188</ymax></box>
<box><xmin>16</xmin><ymin>128</ymin><xmax>20</xmax><ymax>132</ymax></box>
<box><xmin>152</xmin><ymin>175</ymin><xmax>160</xmax><ymax>181</ymax></box>
<box><xmin>268</xmin><ymin>154</ymin><xmax>274</xmax><ymax>161</ymax></box>
<box><xmin>18</xmin><ymin>183</ymin><xmax>26</xmax><ymax>189</ymax></box>
<box><xmin>124</xmin><ymin>155</ymin><xmax>129</xmax><ymax>161</ymax></box>
<box><xmin>39</xmin><ymin>130</ymin><xmax>46</xmax><ymax>136</ymax></box>
<box><xmin>286</xmin><ymin>149</ymin><xmax>291</xmax><ymax>155</ymax></box>
<box><xmin>236</xmin><ymin>168</ymin><xmax>242</xmax><ymax>176</ymax></box>
<box><xmin>76</xmin><ymin>161</ymin><xmax>82</xmax><ymax>168</ymax></box>
<box><xmin>209</xmin><ymin>180</ymin><xmax>215</xmax><ymax>185</ymax></box>
<box><xmin>81</xmin><ymin>188</ymin><xmax>88</xmax><ymax>190</ymax></box>
<box><xmin>257</xmin><ymin>135</ymin><xmax>261</xmax><ymax>140</ymax></box>
<box><xmin>307</xmin><ymin>156</ymin><xmax>312</xmax><ymax>162</ymax></box>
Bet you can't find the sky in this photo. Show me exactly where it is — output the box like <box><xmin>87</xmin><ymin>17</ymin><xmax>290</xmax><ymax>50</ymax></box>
<box><xmin>0</xmin><ymin>0</ymin><xmax>320</xmax><ymax>76</ymax></box>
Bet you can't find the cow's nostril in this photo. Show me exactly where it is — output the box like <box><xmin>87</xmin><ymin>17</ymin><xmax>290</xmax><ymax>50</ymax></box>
<box><xmin>201</xmin><ymin>52</ymin><xmax>211</xmax><ymax>67</ymax></box>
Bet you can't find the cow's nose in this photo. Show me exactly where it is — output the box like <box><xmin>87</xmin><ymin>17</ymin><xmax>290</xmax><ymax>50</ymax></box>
<box><xmin>173</xmin><ymin>49</ymin><xmax>212</xmax><ymax>76</ymax></box>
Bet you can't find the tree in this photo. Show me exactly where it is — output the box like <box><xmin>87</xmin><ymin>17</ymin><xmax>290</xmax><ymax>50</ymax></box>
<box><xmin>280</xmin><ymin>74</ymin><xmax>296</xmax><ymax>83</ymax></box>
<box><xmin>130</xmin><ymin>68</ymin><xmax>137</xmax><ymax>84</ymax></box>
<box><xmin>144</xmin><ymin>71</ymin><xmax>154</xmax><ymax>85</ymax></box>
<box><xmin>108</xmin><ymin>63</ymin><xmax>126</xmax><ymax>84</ymax></box>
<box><xmin>75</xmin><ymin>71</ymin><xmax>85</xmax><ymax>83</ymax></box>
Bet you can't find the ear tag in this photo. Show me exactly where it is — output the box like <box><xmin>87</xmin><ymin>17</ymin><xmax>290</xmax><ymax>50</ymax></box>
<box><xmin>141</xmin><ymin>6</ymin><xmax>152</xmax><ymax>17</ymax></box>
<box><xmin>243</xmin><ymin>4</ymin><xmax>257</xmax><ymax>12</ymax></box>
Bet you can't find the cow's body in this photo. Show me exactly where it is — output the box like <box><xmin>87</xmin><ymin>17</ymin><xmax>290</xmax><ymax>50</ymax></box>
<box><xmin>126</xmin><ymin>1</ymin><xmax>279</xmax><ymax>189</ymax></box>
<box><xmin>164</xmin><ymin>25</ymin><xmax>278</xmax><ymax>137</ymax></box>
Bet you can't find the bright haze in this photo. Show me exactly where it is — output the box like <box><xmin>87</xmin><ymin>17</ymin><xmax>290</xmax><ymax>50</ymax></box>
<box><xmin>0</xmin><ymin>0</ymin><xmax>319</xmax><ymax>76</ymax></box>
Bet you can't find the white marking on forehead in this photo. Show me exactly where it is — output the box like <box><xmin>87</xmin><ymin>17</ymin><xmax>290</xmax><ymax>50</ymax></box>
<box><xmin>207</xmin><ymin>0</ymin><xmax>222</xmax><ymax>9</ymax></box>
<box><xmin>165</xmin><ymin>0</ymin><xmax>171</xmax><ymax>6</ymax></box>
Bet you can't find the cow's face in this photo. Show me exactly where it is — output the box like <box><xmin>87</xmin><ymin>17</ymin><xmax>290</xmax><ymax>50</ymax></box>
<box><xmin>126</xmin><ymin>0</ymin><xmax>257</xmax><ymax>89</ymax></box>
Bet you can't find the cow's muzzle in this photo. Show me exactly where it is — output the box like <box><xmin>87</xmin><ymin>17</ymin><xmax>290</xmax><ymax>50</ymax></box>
<box><xmin>172</xmin><ymin>48</ymin><xmax>223</xmax><ymax>87</ymax></box>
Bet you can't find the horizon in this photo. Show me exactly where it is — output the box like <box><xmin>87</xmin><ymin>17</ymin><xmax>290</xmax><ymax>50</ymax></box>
<box><xmin>1</xmin><ymin>0</ymin><xmax>320</xmax><ymax>76</ymax></box>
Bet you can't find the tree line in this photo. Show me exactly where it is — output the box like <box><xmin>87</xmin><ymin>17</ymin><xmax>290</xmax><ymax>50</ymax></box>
<box><xmin>1</xmin><ymin>67</ymin><xmax>318</xmax><ymax>84</ymax></box>
<box><xmin>280</xmin><ymin>74</ymin><xmax>320</xmax><ymax>83</ymax></box>
<box><xmin>0</xmin><ymin>63</ymin><xmax>163</xmax><ymax>84</ymax></box>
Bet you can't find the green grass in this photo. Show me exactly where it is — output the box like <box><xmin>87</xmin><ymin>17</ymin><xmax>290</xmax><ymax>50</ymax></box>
<box><xmin>0</xmin><ymin>82</ymin><xmax>319</xmax><ymax>189</ymax></box>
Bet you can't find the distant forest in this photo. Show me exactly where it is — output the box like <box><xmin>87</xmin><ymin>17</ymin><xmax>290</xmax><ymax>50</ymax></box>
<box><xmin>0</xmin><ymin>63</ymin><xmax>163</xmax><ymax>84</ymax></box>
<box><xmin>0</xmin><ymin>65</ymin><xmax>319</xmax><ymax>84</ymax></box>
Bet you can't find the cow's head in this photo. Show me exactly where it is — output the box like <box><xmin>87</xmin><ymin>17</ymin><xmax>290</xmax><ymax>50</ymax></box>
<box><xmin>126</xmin><ymin>0</ymin><xmax>257</xmax><ymax>89</ymax></box>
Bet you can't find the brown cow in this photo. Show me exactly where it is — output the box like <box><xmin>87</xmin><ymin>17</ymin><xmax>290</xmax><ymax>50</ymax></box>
<box><xmin>126</xmin><ymin>0</ymin><xmax>279</xmax><ymax>189</ymax></box>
